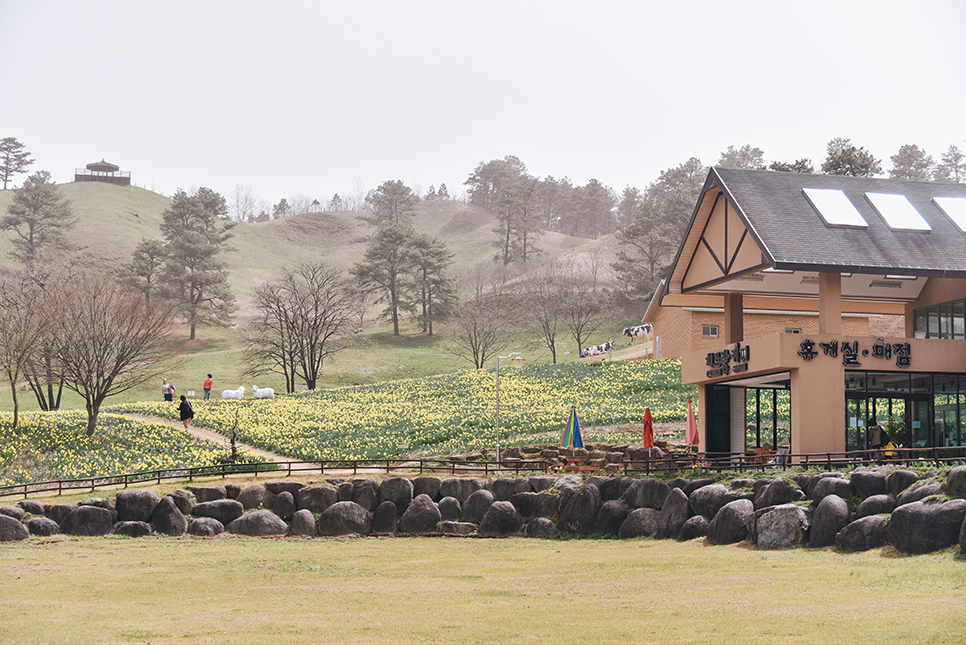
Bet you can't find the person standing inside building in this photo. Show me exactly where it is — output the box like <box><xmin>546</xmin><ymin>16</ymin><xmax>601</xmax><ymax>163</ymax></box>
<box><xmin>868</xmin><ymin>418</ymin><xmax>888</xmax><ymax>463</ymax></box>
<box><xmin>203</xmin><ymin>374</ymin><xmax>213</xmax><ymax>401</ymax></box>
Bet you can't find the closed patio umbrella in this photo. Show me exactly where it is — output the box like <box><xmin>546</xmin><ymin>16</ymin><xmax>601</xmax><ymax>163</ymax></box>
<box><xmin>642</xmin><ymin>407</ymin><xmax>654</xmax><ymax>449</ymax></box>
<box><xmin>685</xmin><ymin>399</ymin><xmax>699</xmax><ymax>447</ymax></box>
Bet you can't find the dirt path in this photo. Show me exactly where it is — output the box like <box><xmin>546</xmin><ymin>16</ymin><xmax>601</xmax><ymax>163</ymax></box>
<box><xmin>123</xmin><ymin>414</ymin><xmax>290</xmax><ymax>464</ymax></box>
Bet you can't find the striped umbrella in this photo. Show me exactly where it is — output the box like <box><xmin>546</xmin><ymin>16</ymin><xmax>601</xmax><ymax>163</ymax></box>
<box><xmin>560</xmin><ymin>405</ymin><xmax>584</xmax><ymax>452</ymax></box>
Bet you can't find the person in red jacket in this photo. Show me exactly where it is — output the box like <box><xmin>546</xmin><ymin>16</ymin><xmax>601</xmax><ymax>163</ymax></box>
<box><xmin>203</xmin><ymin>374</ymin><xmax>213</xmax><ymax>401</ymax></box>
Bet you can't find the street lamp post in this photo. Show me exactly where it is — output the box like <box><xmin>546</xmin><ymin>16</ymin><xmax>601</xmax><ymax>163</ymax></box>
<box><xmin>495</xmin><ymin>352</ymin><xmax>521</xmax><ymax>467</ymax></box>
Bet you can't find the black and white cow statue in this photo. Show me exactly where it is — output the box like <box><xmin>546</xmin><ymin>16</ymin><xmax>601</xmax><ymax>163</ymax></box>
<box><xmin>580</xmin><ymin>339</ymin><xmax>614</xmax><ymax>358</ymax></box>
<box><xmin>622</xmin><ymin>323</ymin><xmax>653</xmax><ymax>344</ymax></box>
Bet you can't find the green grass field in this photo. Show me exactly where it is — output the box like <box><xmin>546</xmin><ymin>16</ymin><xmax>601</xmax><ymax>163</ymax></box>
<box><xmin>0</xmin><ymin>536</ymin><xmax>961</xmax><ymax>645</ymax></box>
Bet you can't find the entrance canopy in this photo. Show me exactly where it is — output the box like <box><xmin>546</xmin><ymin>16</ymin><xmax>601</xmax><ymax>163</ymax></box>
<box><xmin>665</xmin><ymin>169</ymin><xmax>966</xmax><ymax>303</ymax></box>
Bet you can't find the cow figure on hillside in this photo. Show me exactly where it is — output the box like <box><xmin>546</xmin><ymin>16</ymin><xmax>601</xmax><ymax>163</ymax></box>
<box><xmin>580</xmin><ymin>340</ymin><xmax>614</xmax><ymax>358</ymax></box>
<box><xmin>623</xmin><ymin>323</ymin><xmax>653</xmax><ymax>344</ymax></box>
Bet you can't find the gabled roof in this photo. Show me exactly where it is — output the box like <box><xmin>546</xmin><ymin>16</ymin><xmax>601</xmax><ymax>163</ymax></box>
<box><xmin>665</xmin><ymin>168</ymin><xmax>966</xmax><ymax>302</ymax></box>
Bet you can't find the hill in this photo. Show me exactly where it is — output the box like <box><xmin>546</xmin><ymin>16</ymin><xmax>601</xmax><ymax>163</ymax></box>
<box><xmin>0</xmin><ymin>182</ymin><xmax>641</xmax><ymax>411</ymax></box>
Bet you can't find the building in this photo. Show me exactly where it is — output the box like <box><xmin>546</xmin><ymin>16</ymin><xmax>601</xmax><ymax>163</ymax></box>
<box><xmin>659</xmin><ymin>168</ymin><xmax>966</xmax><ymax>458</ymax></box>
<box><xmin>74</xmin><ymin>159</ymin><xmax>131</xmax><ymax>186</ymax></box>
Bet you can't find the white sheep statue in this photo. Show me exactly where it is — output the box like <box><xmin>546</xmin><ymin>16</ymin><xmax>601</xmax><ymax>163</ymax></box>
<box><xmin>251</xmin><ymin>385</ymin><xmax>276</xmax><ymax>400</ymax></box>
<box><xmin>221</xmin><ymin>386</ymin><xmax>245</xmax><ymax>400</ymax></box>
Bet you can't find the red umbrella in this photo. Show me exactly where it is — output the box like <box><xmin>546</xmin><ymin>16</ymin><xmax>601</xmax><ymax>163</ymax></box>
<box><xmin>685</xmin><ymin>399</ymin><xmax>699</xmax><ymax>447</ymax></box>
<box><xmin>642</xmin><ymin>407</ymin><xmax>654</xmax><ymax>449</ymax></box>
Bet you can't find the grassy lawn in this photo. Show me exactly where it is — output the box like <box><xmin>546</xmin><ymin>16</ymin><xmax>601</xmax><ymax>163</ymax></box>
<box><xmin>0</xmin><ymin>536</ymin><xmax>961</xmax><ymax>645</ymax></box>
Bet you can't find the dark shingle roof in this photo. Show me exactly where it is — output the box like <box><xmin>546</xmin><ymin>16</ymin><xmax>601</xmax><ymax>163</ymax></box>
<box><xmin>711</xmin><ymin>168</ymin><xmax>966</xmax><ymax>277</ymax></box>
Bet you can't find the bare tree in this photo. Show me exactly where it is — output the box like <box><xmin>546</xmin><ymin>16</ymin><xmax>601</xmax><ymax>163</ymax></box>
<box><xmin>229</xmin><ymin>184</ymin><xmax>264</xmax><ymax>222</ymax></box>
<box><xmin>246</xmin><ymin>263</ymin><xmax>354</xmax><ymax>392</ymax></box>
<box><xmin>0</xmin><ymin>271</ymin><xmax>49</xmax><ymax>428</ymax></box>
<box><xmin>53</xmin><ymin>273</ymin><xmax>181</xmax><ymax>436</ymax></box>
<box><xmin>559</xmin><ymin>264</ymin><xmax>618</xmax><ymax>353</ymax></box>
<box><xmin>522</xmin><ymin>260</ymin><xmax>568</xmax><ymax>364</ymax></box>
<box><xmin>446</xmin><ymin>267</ymin><xmax>519</xmax><ymax>369</ymax></box>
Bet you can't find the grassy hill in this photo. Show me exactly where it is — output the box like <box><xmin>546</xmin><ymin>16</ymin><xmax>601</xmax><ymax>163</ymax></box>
<box><xmin>0</xmin><ymin>182</ymin><xmax>642</xmax><ymax>413</ymax></box>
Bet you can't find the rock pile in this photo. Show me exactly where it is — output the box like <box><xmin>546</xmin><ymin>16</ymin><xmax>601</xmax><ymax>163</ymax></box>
<box><xmin>1</xmin><ymin>466</ymin><xmax>965</xmax><ymax>555</ymax></box>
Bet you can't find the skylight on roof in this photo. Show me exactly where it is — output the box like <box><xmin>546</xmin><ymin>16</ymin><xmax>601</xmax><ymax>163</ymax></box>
<box><xmin>802</xmin><ymin>188</ymin><xmax>868</xmax><ymax>228</ymax></box>
<box><xmin>932</xmin><ymin>196</ymin><xmax>966</xmax><ymax>233</ymax></box>
<box><xmin>865</xmin><ymin>192</ymin><xmax>931</xmax><ymax>231</ymax></box>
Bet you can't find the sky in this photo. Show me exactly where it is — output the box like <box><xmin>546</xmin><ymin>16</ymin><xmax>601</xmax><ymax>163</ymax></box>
<box><xmin>2</xmin><ymin>1</ymin><xmax>965</xmax><ymax>209</ymax></box>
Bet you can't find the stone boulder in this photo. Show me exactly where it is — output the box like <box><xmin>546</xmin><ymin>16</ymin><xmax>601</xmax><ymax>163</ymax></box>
<box><xmin>150</xmin><ymin>496</ymin><xmax>188</xmax><ymax>536</ymax></box>
<box><xmin>18</xmin><ymin>500</ymin><xmax>45</xmax><ymax>515</ymax></box>
<box><xmin>552</xmin><ymin>475</ymin><xmax>584</xmax><ymax>491</ymax></box>
<box><xmin>805</xmin><ymin>472</ymin><xmax>845</xmax><ymax>497</ymax></box>
<box><xmin>754</xmin><ymin>478</ymin><xmax>801</xmax><ymax>510</ymax></box>
<box><xmin>855</xmin><ymin>495</ymin><xmax>898</xmax><ymax>519</ymax></box>
<box><xmin>1</xmin><ymin>506</ymin><xmax>25</xmax><ymax>521</ymax></box>
<box><xmin>618</xmin><ymin>508</ymin><xmax>661</xmax><ymax>539</ymax></box>
<box><xmin>850</xmin><ymin>471</ymin><xmax>888</xmax><ymax>498</ymax></box>
<box><xmin>25</xmin><ymin>517</ymin><xmax>59</xmax><ymax>537</ymax></box>
<box><xmin>689</xmin><ymin>484</ymin><xmax>732</xmax><ymax>520</ymax></box>
<box><xmin>187</xmin><ymin>486</ymin><xmax>226</xmax><ymax>502</ymax></box>
<box><xmin>79</xmin><ymin>498</ymin><xmax>117</xmax><ymax>523</ymax></box>
<box><xmin>836</xmin><ymin>516</ymin><xmax>888</xmax><ymax>552</ymax></box>
<box><xmin>272</xmin><ymin>491</ymin><xmax>297</xmax><ymax>521</ymax></box>
<box><xmin>192</xmin><ymin>499</ymin><xmax>244</xmax><ymax>525</ymax></box>
<box><xmin>114</xmin><ymin>521</ymin><xmax>152</xmax><ymax>538</ymax></box>
<box><xmin>226</xmin><ymin>509</ymin><xmax>289</xmax><ymax>536</ymax></box>
<box><xmin>479</xmin><ymin>501</ymin><xmax>525</xmax><ymax>538</ymax></box>
<box><xmin>437</xmin><ymin>521</ymin><xmax>477</xmax><ymax>536</ymax></box>
<box><xmin>61</xmin><ymin>506</ymin><xmax>113</xmax><ymax>536</ymax></box>
<box><xmin>809</xmin><ymin>477</ymin><xmax>853</xmax><ymax>503</ymax></box>
<box><xmin>947</xmin><ymin>465</ymin><xmax>966</xmax><ymax>499</ymax></box>
<box><xmin>597</xmin><ymin>477</ymin><xmax>633</xmax><ymax>502</ymax></box>
<box><xmin>683</xmin><ymin>478</ymin><xmax>716</xmax><ymax>496</ymax></box>
<box><xmin>379</xmin><ymin>477</ymin><xmax>414</xmax><ymax>512</ymax></box>
<box><xmin>338</xmin><ymin>482</ymin><xmax>354</xmax><ymax>502</ymax></box>
<box><xmin>0</xmin><ymin>514</ymin><xmax>29</xmax><ymax>542</ymax></box>
<box><xmin>116</xmin><ymin>489</ymin><xmax>159</xmax><ymax>523</ymax></box>
<box><xmin>678</xmin><ymin>515</ymin><xmax>710</xmax><ymax>541</ymax></box>
<box><xmin>888</xmin><ymin>499</ymin><xmax>966</xmax><ymax>554</ymax></box>
<box><xmin>657</xmin><ymin>487</ymin><xmax>692</xmax><ymax>540</ymax></box>
<box><xmin>525</xmin><ymin>517</ymin><xmax>557</xmax><ymax>539</ymax></box>
<box><xmin>461</xmin><ymin>490</ymin><xmax>495</xmax><ymax>524</ymax></box>
<box><xmin>809</xmin><ymin>495</ymin><xmax>849</xmax><ymax>548</ymax></box>
<box><xmin>510</xmin><ymin>492</ymin><xmax>559</xmax><ymax>519</ymax></box>
<box><xmin>225</xmin><ymin>483</ymin><xmax>242</xmax><ymax>499</ymax></box>
<box><xmin>439</xmin><ymin>478</ymin><xmax>484</xmax><ymax>504</ymax></box>
<box><xmin>753</xmin><ymin>504</ymin><xmax>811</xmax><ymax>549</ymax></box>
<box><xmin>624</xmin><ymin>478</ymin><xmax>670</xmax><ymax>510</ymax></box>
<box><xmin>236</xmin><ymin>485</ymin><xmax>276</xmax><ymax>510</ymax></box>
<box><xmin>896</xmin><ymin>482</ymin><xmax>942</xmax><ymax>506</ymax></box>
<box><xmin>438</xmin><ymin>497</ymin><xmax>462</xmax><ymax>522</ymax></box>
<box><xmin>297</xmin><ymin>485</ymin><xmax>339</xmax><ymax>514</ymax></box>
<box><xmin>490</xmin><ymin>478</ymin><xmax>531</xmax><ymax>501</ymax></box>
<box><xmin>372</xmin><ymin>501</ymin><xmax>399</xmax><ymax>535</ymax></box>
<box><xmin>45</xmin><ymin>504</ymin><xmax>75</xmax><ymax>525</ymax></box>
<box><xmin>399</xmin><ymin>494</ymin><xmax>441</xmax><ymax>535</ymax></box>
<box><xmin>596</xmin><ymin>500</ymin><xmax>629</xmax><ymax>537</ymax></box>
<box><xmin>290</xmin><ymin>509</ymin><xmax>317</xmax><ymax>536</ymax></box>
<box><xmin>351</xmin><ymin>479</ymin><xmax>380</xmax><ymax>511</ymax></box>
<box><xmin>887</xmin><ymin>470</ymin><xmax>920</xmax><ymax>497</ymax></box>
<box><xmin>706</xmin><ymin>499</ymin><xmax>754</xmax><ymax>545</ymax></box>
<box><xmin>164</xmin><ymin>490</ymin><xmax>197</xmax><ymax>516</ymax></box>
<box><xmin>188</xmin><ymin>517</ymin><xmax>225</xmax><ymax>536</ymax></box>
<box><xmin>529</xmin><ymin>476</ymin><xmax>557</xmax><ymax>492</ymax></box>
<box><xmin>560</xmin><ymin>485</ymin><xmax>601</xmax><ymax>537</ymax></box>
<box><xmin>264</xmin><ymin>480</ymin><xmax>305</xmax><ymax>495</ymax></box>
<box><xmin>413</xmin><ymin>476</ymin><xmax>442</xmax><ymax>501</ymax></box>
<box><xmin>318</xmin><ymin>501</ymin><xmax>372</xmax><ymax>536</ymax></box>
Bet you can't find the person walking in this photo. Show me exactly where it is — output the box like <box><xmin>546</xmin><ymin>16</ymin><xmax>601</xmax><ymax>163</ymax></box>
<box><xmin>179</xmin><ymin>395</ymin><xmax>194</xmax><ymax>429</ymax></box>
<box><xmin>203</xmin><ymin>374</ymin><xmax>213</xmax><ymax>401</ymax></box>
<box><xmin>162</xmin><ymin>379</ymin><xmax>176</xmax><ymax>402</ymax></box>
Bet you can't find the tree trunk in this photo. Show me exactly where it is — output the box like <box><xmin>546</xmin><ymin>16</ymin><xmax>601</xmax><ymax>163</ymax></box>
<box><xmin>86</xmin><ymin>399</ymin><xmax>100</xmax><ymax>436</ymax></box>
<box><xmin>9</xmin><ymin>379</ymin><xmax>18</xmax><ymax>429</ymax></box>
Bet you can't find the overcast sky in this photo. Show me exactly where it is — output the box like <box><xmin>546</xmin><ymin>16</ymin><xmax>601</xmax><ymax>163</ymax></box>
<box><xmin>2</xmin><ymin>1</ymin><xmax>964</xmax><ymax>207</ymax></box>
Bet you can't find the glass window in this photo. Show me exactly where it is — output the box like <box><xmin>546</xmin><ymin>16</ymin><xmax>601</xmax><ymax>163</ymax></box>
<box><xmin>914</xmin><ymin>308</ymin><xmax>927</xmax><ymax>336</ymax></box>
<box><xmin>846</xmin><ymin>372</ymin><xmax>866</xmax><ymax>392</ymax></box>
<box><xmin>702</xmin><ymin>325</ymin><xmax>718</xmax><ymax>338</ymax></box>
<box><xmin>784</xmin><ymin>328</ymin><xmax>802</xmax><ymax>334</ymax></box>
<box><xmin>940</xmin><ymin>302</ymin><xmax>953</xmax><ymax>338</ymax></box>
<box><xmin>869</xmin><ymin>372</ymin><xmax>909</xmax><ymax>393</ymax></box>
<box><xmin>928</xmin><ymin>306</ymin><xmax>939</xmax><ymax>338</ymax></box>
<box><xmin>953</xmin><ymin>300</ymin><xmax>965</xmax><ymax>340</ymax></box>
<box><xmin>910</xmin><ymin>373</ymin><xmax>931</xmax><ymax>394</ymax></box>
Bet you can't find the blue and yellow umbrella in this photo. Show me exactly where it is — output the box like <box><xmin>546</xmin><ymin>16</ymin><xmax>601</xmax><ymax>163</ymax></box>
<box><xmin>560</xmin><ymin>405</ymin><xmax>584</xmax><ymax>450</ymax></box>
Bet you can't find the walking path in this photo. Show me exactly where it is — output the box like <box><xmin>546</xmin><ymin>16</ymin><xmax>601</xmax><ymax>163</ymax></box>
<box><xmin>123</xmin><ymin>414</ymin><xmax>290</xmax><ymax>464</ymax></box>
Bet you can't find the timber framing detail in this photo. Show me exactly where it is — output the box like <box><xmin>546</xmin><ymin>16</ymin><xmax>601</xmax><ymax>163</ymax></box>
<box><xmin>670</xmin><ymin>190</ymin><xmax>769</xmax><ymax>294</ymax></box>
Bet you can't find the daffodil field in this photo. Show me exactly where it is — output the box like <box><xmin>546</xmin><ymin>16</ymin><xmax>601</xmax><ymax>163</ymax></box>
<box><xmin>0</xmin><ymin>412</ymin><xmax>240</xmax><ymax>485</ymax></box>
<box><xmin>112</xmin><ymin>359</ymin><xmax>695</xmax><ymax>461</ymax></box>
<box><xmin>0</xmin><ymin>360</ymin><xmax>696</xmax><ymax>485</ymax></box>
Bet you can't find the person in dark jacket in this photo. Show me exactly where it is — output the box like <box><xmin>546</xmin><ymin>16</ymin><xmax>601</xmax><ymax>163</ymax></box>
<box><xmin>179</xmin><ymin>395</ymin><xmax>194</xmax><ymax>429</ymax></box>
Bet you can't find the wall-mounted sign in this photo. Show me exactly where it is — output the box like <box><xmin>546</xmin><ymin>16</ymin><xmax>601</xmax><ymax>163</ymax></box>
<box><xmin>705</xmin><ymin>342</ymin><xmax>750</xmax><ymax>378</ymax></box>
<box><xmin>798</xmin><ymin>339</ymin><xmax>911</xmax><ymax>368</ymax></box>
